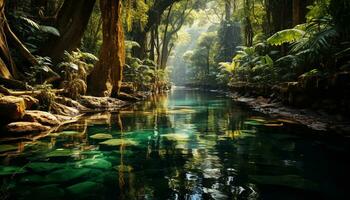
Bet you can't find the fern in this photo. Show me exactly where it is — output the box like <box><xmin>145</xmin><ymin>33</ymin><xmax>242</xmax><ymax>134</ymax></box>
<box><xmin>40</xmin><ymin>25</ymin><xmax>60</xmax><ymax>36</ymax></box>
<box><xmin>267</xmin><ymin>29</ymin><xmax>305</xmax><ymax>46</ymax></box>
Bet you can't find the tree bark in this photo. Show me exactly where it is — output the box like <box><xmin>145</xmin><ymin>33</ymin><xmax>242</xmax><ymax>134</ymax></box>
<box><xmin>0</xmin><ymin>0</ymin><xmax>14</xmax><ymax>78</ymax></box>
<box><xmin>40</xmin><ymin>0</ymin><xmax>96</xmax><ymax>63</ymax></box>
<box><xmin>88</xmin><ymin>0</ymin><xmax>125</xmax><ymax>97</ymax></box>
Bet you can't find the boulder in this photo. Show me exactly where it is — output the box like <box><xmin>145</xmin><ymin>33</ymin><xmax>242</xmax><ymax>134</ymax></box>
<box><xmin>23</xmin><ymin>110</ymin><xmax>60</xmax><ymax>126</ymax></box>
<box><xmin>6</xmin><ymin>122</ymin><xmax>50</xmax><ymax>134</ymax></box>
<box><xmin>79</xmin><ymin>96</ymin><xmax>126</xmax><ymax>109</ymax></box>
<box><xmin>51</xmin><ymin>102</ymin><xmax>80</xmax><ymax>116</ymax></box>
<box><xmin>0</xmin><ymin>96</ymin><xmax>26</xmax><ymax>122</ymax></box>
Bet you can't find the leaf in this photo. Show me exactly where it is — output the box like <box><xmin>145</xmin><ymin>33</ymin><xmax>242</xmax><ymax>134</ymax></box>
<box><xmin>20</xmin><ymin>16</ymin><xmax>40</xmax><ymax>30</ymax></box>
<box><xmin>267</xmin><ymin>29</ymin><xmax>305</xmax><ymax>46</ymax></box>
<box><xmin>40</xmin><ymin>25</ymin><xmax>60</xmax><ymax>36</ymax></box>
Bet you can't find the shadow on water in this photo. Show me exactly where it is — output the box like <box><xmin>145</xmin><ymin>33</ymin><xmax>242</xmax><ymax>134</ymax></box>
<box><xmin>0</xmin><ymin>88</ymin><xmax>350</xmax><ymax>200</ymax></box>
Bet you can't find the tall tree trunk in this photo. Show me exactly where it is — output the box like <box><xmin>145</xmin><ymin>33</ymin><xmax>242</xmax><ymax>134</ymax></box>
<box><xmin>132</xmin><ymin>27</ymin><xmax>148</xmax><ymax>60</ymax></box>
<box><xmin>0</xmin><ymin>0</ymin><xmax>13</xmax><ymax>78</ymax></box>
<box><xmin>1</xmin><ymin>0</ymin><xmax>38</xmax><ymax>79</ymax></box>
<box><xmin>88</xmin><ymin>0</ymin><xmax>125</xmax><ymax>97</ymax></box>
<box><xmin>40</xmin><ymin>0</ymin><xmax>96</xmax><ymax>63</ymax></box>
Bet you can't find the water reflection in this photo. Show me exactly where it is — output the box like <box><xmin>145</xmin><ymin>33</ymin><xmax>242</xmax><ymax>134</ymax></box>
<box><xmin>0</xmin><ymin>88</ymin><xmax>350</xmax><ymax>199</ymax></box>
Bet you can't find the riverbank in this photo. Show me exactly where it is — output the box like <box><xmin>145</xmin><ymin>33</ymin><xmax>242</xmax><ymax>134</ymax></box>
<box><xmin>184</xmin><ymin>72</ymin><xmax>350</xmax><ymax>135</ymax></box>
<box><xmin>0</xmin><ymin>91</ymin><xmax>149</xmax><ymax>136</ymax></box>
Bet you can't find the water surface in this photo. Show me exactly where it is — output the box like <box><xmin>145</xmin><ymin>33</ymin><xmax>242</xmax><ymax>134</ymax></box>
<box><xmin>1</xmin><ymin>88</ymin><xmax>349</xmax><ymax>200</ymax></box>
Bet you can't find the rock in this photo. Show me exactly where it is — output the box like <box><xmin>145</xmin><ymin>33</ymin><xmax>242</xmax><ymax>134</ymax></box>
<box><xmin>23</xmin><ymin>110</ymin><xmax>60</xmax><ymax>126</ymax></box>
<box><xmin>45</xmin><ymin>149</ymin><xmax>79</xmax><ymax>158</ymax></box>
<box><xmin>0</xmin><ymin>165</ymin><xmax>27</xmax><ymax>176</ymax></box>
<box><xmin>51</xmin><ymin>102</ymin><xmax>80</xmax><ymax>116</ymax></box>
<box><xmin>118</xmin><ymin>92</ymin><xmax>140</xmax><ymax>102</ymax></box>
<box><xmin>99</xmin><ymin>139</ymin><xmax>138</xmax><ymax>147</ymax></box>
<box><xmin>89</xmin><ymin>133</ymin><xmax>113</xmax><ymax>140</ymax></box>
<box><xmin>45</xmin><ymin>167</ymin><xmax>92</xmax><ymax>183</ymax></box>
<box><xmin>75</xmin><ymin>158</ymin><xmax>112</xmax><ymax>170</ymax></box>
<box><xmin>26</xmin><ymin>162</ymin><xmax>66</xmax><ymax>173</ymax></box>
<box><xmin>29</xmin><ymin>184</ymin><xmax>65</xmax><ymax>200</ymax></box>
<box><xmin>55</xmin><ymin>96</ymin><xmax>88</xmax><ymax>111</ymax></box>
<box><xmin>66</xmin><ymin>181</ymin><xmax>104</xmax><ymax>199</ymax></box>
<box><xmin>79</xmin><ymin>95</ymin><xmax>126</xmax><ymax>109</ymax></box>
<box><xmin>6</xmin><ymin>122</ymin><xmax>50</xmax><ymax>134</ymax></box>
<box><xmin>0</xmin><ymin>96</ymin><xmax>26</xmax><ymax>122</ymax></box>
<box><xmin>20</xmin><ymin>95</ymin><xmax>39</xmax><ymax>109</ymax></box>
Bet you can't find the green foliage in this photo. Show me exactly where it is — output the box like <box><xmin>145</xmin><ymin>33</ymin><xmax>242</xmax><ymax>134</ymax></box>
<box><xmin>267</xmin><ymin>29</ymin><xmax>305</xmax><ymax>46</ymax></box>
<box><xmin>36</xmin><ymin>84</ymin><xmax>56</xmax><ymax>112</ymax></box>
<box><xmin>58</xmin><ymin>50</ymin><xmax>97</xmax><ymax>99</ymax></box>
<box><xmin>25</xmin><ymin>56</ymin><xmax>59</xmax><ymax>85</ymax></box>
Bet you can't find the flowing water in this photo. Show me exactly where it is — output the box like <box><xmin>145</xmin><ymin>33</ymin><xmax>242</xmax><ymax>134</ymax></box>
<box><xmin>0</xmin><ymin>88</ymin><xmax>349</xmax><ymax>200</ymax></box>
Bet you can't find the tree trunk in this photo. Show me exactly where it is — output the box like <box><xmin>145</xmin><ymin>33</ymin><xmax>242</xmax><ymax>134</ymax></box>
<box><xmin>88</xmin><ymin>0</ymin><xmax>125</xmax><ymax>97</ymax></box>
<box><xmin>40</xmin><ymin>0</ymin><xmax>96</xmax><ymax>63</ymax></box>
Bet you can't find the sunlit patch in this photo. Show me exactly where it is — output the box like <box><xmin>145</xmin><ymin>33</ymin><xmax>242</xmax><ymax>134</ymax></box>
<box><xmin>114</xmin><ymin>165</ymin><xmax>133</xmax><ymax>172</ymax></box>
<box><xmin>264</xmin><ymin>123</ymin><xmax>284</xmax><ymax>127</ymax></box>
<box><xmin>164</xmin><ymin>108</ymin><xmax>197</xmax><ymax>114</ymax></box>
<box><xmin>276</xmin><ymin>118</ymin><xmax>299</xmax><ymax>124</ymax></box>
<box><xmin>89</xmin><ymin>133</ymin><xmax>113</xmax><ymax>140</ymax></box>
<box><xmin>161</xmin><ymin>133</ymin><xmax>190</xmax><ymax>141</ymax></box>
<box><xmin>99</xmin><ymin>139</ymin><xmax>138</xmax><ymax>147</ymax></box>
<box><xmin>244</xmin><ymin>119</ymin><xmax>284</xmax><ymax>127</ymax></box>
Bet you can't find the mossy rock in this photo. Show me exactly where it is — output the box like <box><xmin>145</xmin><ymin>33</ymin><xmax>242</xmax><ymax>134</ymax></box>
<box><xmin>20</xmin><ymin>174</ymin><xmax>47</xmax><ymax>184</ymax></box>
<box><xmin>250</xmin><ymin>175</ymin><xmax>319</xmax><ymax>191</ymax></box>
<box><xmin>45</xmin><ymin>149</ymin><xmax>78</xmax><ymax>158</ymax></box>
<box><xmin>29</xmin><ymin>184</ymin><xmax>65</xmax><ymax>200</ymax></box>
<box><xmin>75</xmin><ymin>158</ymin><xmax>112</xmax><ymax>170</ymax></box>
<box><xmin>0</xmin><ymin>166</ymin><xmax>26</xmax><ymax>176</ymax></box>
<box><xmin>51</xmin><ymin>131</ymin><xmax>83</xmax><ymax>137</ymax></box>
<box><xmin>16</xmin><ymin>184</ymin><xmax>65</xmax><ymax>200</ymax></box>
<box><xmin>89</xmin><ymin>133</ymin><xmax>113</xmax><ymax>140</ymax></box>
<box><xmin>66</xmin><ymin>181</ymin><xmax>104</xmax><ymax>199</ymax></box>
<box><xmin>26</xmin><ymin>162</ymin><xmax>66</xmax><ymax>173</ymax></box>
<box><xmin>99</xmin><ymin>139</ymin><xmax>138</xmax><ymax>147</ymax></box>
<box><xmin>45</xmin><ymin>168</ymin><xmax>92</xmax><ymax>183</ymax></box>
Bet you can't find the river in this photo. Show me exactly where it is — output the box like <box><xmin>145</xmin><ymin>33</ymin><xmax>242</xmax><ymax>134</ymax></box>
<box><xmin>0</xmin><ymin>88</ymin><xmax>349</xmax><ymax>199</ymax></box>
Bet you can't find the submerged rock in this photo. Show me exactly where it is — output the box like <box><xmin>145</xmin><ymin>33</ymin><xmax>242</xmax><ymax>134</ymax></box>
<box><xmin>23</xmin><ymin>110</ymin><xmax>60</xmax><ymax>126</ymax></box>
<box><xmin>0</xmin><ymin>96</ymin><xmax>26</xmax><ymax>122</ymax></box>
<box><xmin>89</xmin><ymin>133</ymin><xmax>113</xmax><ymax>140</ymax></box>
<box><xmin>0</xmin><ymin>165</ymin><xmax>27</xmax><ymax>176</ymax></box>
<box><xmin>45</xmin><ymin>168</ymin><xmax>92</xmax><ymax>183</ymax></box>
<box><xmin>26</xmin><ymin>162</ymin><xmax>66</xmax><ymax>173</ymax></box>
<box><xmin>75</xmin><ymin>158</ymin><xmax>112</xmax><ymax>170</ymax></box>
<box><xmin>99</xmin><ymin>138</ymin><xmax>138</xmax><ymax>147</ymax></box>
<box><xmin>45</xmin><ymin>149</ymin><xmax>78</xmax><ymax>158</ymax></box>
<box><xmin>6</xmin><ymin>122</ymin><xmax>50</xmax><ymax>134</ymax></box>
<box><xmin>66</xmin><ymin>181</ymin><xmax>104</xmax><ymax>199</ymax></box>
<box><xmin>29</xmin><ymin>184</ymin><xmax>65</xmax><ymax>200</ymax></box>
